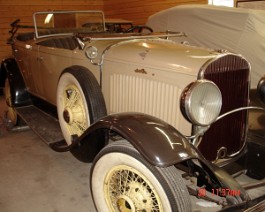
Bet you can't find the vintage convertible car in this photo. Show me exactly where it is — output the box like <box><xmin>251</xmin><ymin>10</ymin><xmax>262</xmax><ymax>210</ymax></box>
<box><xmin>1</xmin><ymin>10</ymin><xmax>265</xmax><ymax>211</ymax></box>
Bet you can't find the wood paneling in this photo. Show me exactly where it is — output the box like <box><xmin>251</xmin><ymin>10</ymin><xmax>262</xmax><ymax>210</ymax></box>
<box><xmin>0</xmin><ymin>0</ymin><xmax>104</xmax><ymax>61</ymax></box>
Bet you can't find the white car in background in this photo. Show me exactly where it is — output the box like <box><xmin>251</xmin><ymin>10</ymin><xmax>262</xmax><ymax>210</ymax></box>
<box><xmin>147</xmin><ymin>4</ymin><xmax>265</xmax><ymax>88</ymax></box>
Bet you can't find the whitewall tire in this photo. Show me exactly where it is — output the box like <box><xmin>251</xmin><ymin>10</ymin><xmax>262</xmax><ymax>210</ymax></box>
<box><xmin>57</xmin><ymin>67</ymin><xmax>106</xmax><ymax>145</ymax></box>
<box><xmin>91</xmin><ymin>140</ymin><xmax>192</xmax><ymax>212</ymax></box>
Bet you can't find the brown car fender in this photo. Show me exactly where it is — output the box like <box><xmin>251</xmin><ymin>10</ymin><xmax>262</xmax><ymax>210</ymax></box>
<box><xmin>70</xmin><ymin>112</ymin><xmax>250</xmax><ymax>201</ymax></box>
<box><xmin>1</xmin><ymin>58</ymin><xmax>31</xmax><ymax>106</ymax></box>
<box><xmin>74</xmin><ymin>112</ymin><xmax>200</xmax><ymax>167</ymax></box>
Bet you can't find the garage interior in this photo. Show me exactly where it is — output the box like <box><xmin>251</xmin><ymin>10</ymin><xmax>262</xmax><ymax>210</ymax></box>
<box><xmin>1</xmin><ymin>0</ymin><xmax>265</xmax><ymax>212</ymax></box>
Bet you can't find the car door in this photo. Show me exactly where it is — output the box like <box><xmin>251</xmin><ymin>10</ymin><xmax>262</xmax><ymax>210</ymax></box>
<box><xmin>26</xmin><ymin>44</ymin><xmax>43</xmax><ymax>97</ymax></box>
<box><xmin>36</xmin><ymin>45</ymin><xmax>73</xmax><ymax>105</ymax></box>
<box><xmin>13</xmin><ymin>41</ymin><xmax>38</xmax><ymax>93</ymax></box>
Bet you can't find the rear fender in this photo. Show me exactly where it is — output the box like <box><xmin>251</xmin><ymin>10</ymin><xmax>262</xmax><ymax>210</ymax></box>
<box><xmin>2</xmin><ymin>58</ymin><xmax>31</xmax><ymax>106</ymax></box>
<box><xmin>74</xmin><ymin>112</ymin><xmax>199</xmax><ymax>167</ymax></box>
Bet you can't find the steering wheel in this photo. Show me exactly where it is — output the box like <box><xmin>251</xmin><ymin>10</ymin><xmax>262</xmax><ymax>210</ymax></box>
<box><xmin>126</xmin><ymin>25</ymin><xmax>153</xmax><ymax>33</ymax></box>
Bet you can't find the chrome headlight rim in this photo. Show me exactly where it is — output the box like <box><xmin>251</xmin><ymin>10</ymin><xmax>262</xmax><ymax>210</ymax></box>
<box><xmin>257</xmin><ymin>76</ymin><xmax>265</xmax><ymax>104</ymax></box>
<box><xmin>180</xmin><ymin>80</ymin><xmax>222</xmax><ymax>126</ymax></box>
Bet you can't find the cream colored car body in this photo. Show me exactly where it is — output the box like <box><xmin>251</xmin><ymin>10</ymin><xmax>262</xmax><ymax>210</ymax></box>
<box><xmin>13</xmin><ymin>34</ymin><xmax>220</xmax><ymax>135</ymax></box>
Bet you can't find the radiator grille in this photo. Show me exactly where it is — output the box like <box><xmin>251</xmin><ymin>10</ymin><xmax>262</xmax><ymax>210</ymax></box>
<box><xmin>110</xmin><ymin>74</ymin><xmax>183</xmax><ymax>129</ymax></box>
<box><xmin>199</xmin><ymin>55</ymin><xmax>250</xmax><ymax>160</ymax></box>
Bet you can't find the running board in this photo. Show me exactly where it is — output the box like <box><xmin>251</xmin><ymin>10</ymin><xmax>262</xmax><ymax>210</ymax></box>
<box><xmin>15</xmin><ymin>105</ymin><xmax>70</xmax><ymax>152</ymax></box>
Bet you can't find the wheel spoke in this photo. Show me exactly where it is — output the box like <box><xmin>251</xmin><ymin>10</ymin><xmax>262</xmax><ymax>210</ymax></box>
<box><xmin>68</xmin><ymin>120</ymin><xmax>87</xmax><ymax>136</ymax></box>
<box><xmin>106</xmin><ymin>166</ymin><xmax>161</xmax><ymax>211</ymax></box>
<box><xmin>73</xmin><ymin>120</ymin><xmax>87</xmax><ymax>132</ymax></box>
<box><xmin>65</xmin><ymin>88</ymin><xmax>79</xmax><ymax>108</ymax></box>
<box><xmin>63</xmin><ymin>86</ymin><xmax>88</xmax><ymax>136</ymax></box>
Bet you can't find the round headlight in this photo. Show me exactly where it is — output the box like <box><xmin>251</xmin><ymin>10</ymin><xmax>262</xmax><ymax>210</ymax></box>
<box><xmin>180</xmin><ymin>80</ymin><xmax>222</xmax><ymax>126</ymax></box>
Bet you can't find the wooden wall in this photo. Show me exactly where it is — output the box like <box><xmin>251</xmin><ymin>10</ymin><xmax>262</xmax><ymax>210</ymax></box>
<box><xmin>104</xmin><ymin>0</ymin><xmax>207</xmax><ymax>25</ymax></box>
<box><xmin>0</xmin><ymin>0</ymin><xmax>104</xmax><ymax>61</ymax></box>
<box><xmin>0</xmin><ymin>0</ymin><xmax>206</xmax><ymax>61</ymax></box>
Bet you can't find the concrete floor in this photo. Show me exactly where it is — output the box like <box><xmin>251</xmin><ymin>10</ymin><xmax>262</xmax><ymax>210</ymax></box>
<box><xmin>0</xmin><ymin>96</ymin><xmax>96</xmax><ymax>212</ymax></box>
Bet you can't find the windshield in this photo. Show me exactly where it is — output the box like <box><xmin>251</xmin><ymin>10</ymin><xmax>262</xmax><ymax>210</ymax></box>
<box><xmin>33</xmin><ymin>11</ymin><xmax>105</xmax><ymax>38</ymax></box>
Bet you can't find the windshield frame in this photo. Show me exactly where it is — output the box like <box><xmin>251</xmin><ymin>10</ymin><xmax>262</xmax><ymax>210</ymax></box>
<box><xmin>33</xmin><ymin>10</ymin><xmax>106</xmax><ymax>39</ymax></box>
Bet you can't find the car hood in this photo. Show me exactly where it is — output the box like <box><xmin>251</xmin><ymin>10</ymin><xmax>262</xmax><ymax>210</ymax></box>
<box><xmin>103</xmin><ymin>38</ymin><xmax>222</xmax><ymax>76</ymax></box>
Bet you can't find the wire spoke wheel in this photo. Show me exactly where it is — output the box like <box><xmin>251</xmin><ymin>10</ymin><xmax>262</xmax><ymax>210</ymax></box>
<box><xmin>62</xmin><ymin>84</ymin><xmax>88</xmax><ymax>137</ymax></box>
<box><xmin>91</xmin><ymin>140</ymin><xmax>192</xmax><ymax>212</ymax></box>
<box><xmin>57</xmin><ymin>72</ymin><xmax>90</xmax><ymax>144</ymax></box>
<box><xmin>57</xmin><ymin>67</ymin><xmax>107</xmax><ymax>147</ymax></box>
<box><xmin>105</xmin><ymin>165</ymin><xmax>162</xmax><ymax>211</ymax></box>
<box><xmin>57</xmin><ymin>67</ymin><xmax>107</xmax><ymax>161</ymax></box>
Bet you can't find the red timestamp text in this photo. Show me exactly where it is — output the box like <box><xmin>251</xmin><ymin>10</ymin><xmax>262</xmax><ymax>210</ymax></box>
<box><xmin>212</xmin><ymin>188</ymin><xmax>240</xmax><ymax>196</ymax></box>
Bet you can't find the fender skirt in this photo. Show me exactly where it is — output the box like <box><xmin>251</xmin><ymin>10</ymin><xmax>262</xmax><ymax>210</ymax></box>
<box><xmin>2</xmin><ymin>58</ymin><xmax>31</xmax><ymax>106</ymax></box>
<box><xmin>74</xmin><ymin>112</ymin><xmax>199</xmax><ymax>167</ymax></box>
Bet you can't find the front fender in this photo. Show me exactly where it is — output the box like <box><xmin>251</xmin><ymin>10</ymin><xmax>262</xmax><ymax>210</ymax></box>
<box><xmin>76</xmin><ymin>112</ymin><xmax>199</xmax><ymax>167</ymax></box>
<box><xmin>74</xmin><ymin>112</ymin><xmax>250</xmax><ymax>199</ymax></box>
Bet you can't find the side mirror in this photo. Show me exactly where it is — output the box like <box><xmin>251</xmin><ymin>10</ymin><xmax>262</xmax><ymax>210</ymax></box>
<box><xmin>257</xmin><ymin>76</ymin><xmax>265</xmax><ymax>104</ymax></box>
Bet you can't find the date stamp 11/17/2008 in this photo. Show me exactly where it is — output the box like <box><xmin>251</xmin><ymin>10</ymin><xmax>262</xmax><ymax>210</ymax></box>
<box><xmin>198</xmin><ymin>188</ymin><xmax>241</xmax><ymax>197</ymax></box>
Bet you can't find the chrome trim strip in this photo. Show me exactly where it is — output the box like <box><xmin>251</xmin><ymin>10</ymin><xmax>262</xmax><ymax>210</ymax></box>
<box><xmin>216</xmin><ymin>106</ymin><xmax>264</xmax><ymax>159</ymax></box>
<box><xmin>87</xmin><ymin>32</ymin><xmax>186</xmax><ymax>41</ymax></box>
<box><xmin>216</xmin><ymin>106</ymin><xmax>265</xmax><ymax>122</ymax></box>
